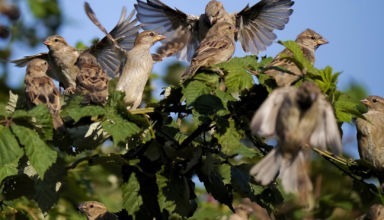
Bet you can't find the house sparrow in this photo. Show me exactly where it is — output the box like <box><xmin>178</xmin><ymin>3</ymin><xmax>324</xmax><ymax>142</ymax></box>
<box><xmin>75</xmin><ymin>52</ymin><xmax>109</xmax><ymax>105</ymax></box>
<box><xmin>356</xmin><ymin>96</ymin><xmax>384</xmax><ymax>185</ymax></box>
<box><xmin>78</xmin><ymin>201</ymin><xmax>118</xmax><ymax>220</ymax></box>
<box><xmin>181</xmin><ymin>22</ymin><xmax>236</xmax><ymax>81</ymax></box>
<box><xmin>24</xmin><ymin>58</ymin><xmax>64</xmax><ymax>130</ymax></box>
<box><xmin>249</xmin><ymin>81</ymin><xmax>342</xmax><ymax>196</ymax></box>
<box><xmin>135</xmin><ymin>0</ymin><xmax>294</xmax><ymax>61</ymax></box>
<box><xmin>12</xmin><ymin>5</ymin><xmax>140</xmax><ymax>92</ymax></box>
<box><xmin>116</xmin><ymin>31</ymin><xmax>165</xmax><ymax>109</ymax></box>
<box><xmin>263</xmin><ymin>29</ymin><xmax>328</xmax><ymax>87</ymax></box>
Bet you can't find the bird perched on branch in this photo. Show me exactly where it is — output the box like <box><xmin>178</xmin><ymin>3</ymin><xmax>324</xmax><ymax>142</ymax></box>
<box><xmin>24</xmin><ymin>58</ymin><xmax>64</xmax><ymax>131</ymax></box>
<box><xmin>135</xmin><ymin>0</ymin><xmax>294</xmax><ymax>61</ymax></box>
<box><xmin>356</xmin><ymin>96</ymin><xmax>384</xmax><ymax>187</ymax></box>
<box><xmin>78</xmin><ymin>201</ymin><xmax>118</xmax><ymax>220</ymax></box>
<box><xmin>75</xmin><ymin>52</ymin><xmax>109</xmax><ymax>105</ymax></box>
<box><xmin>262</xmin><ymin>28</ymin><xmax>328</xmax><ymax>87</ymax></box>
<box><xmin>181</xmin><ymin>21</ymin><xmax>236</xmax><ymax>81</ymax></box>
<box><xmin>249</xmin><ymin>81</ymin><xmax>342</xmax><ymax>198</ymax></box>
<box><xmin>12</xmin><ymin>2</ymin><xmax>140</xmax><ymax>93</ymax></box>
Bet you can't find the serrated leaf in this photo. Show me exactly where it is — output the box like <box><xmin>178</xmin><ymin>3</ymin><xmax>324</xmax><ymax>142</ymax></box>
<box><xmin>122</xmin><ymin>173</ymin><xmax>143</xmax><ymax>215</ymax></box>
<box><xmin>27</xmin><ymin>105</ymin><xmax>54</xmax><ymax>141</ymax></box>
<box><xmin>0</xmin><ymin>161</ymin><xmax>18</xmax><ymax>183</ymax></box>
<box><xmin>197</xmin><ymin>154</ymin><xmax>234</xmax><ymax>211</ymax></box>
<box><xmin>102</xmin><ymin>113</ymin><xmax>140</xmax><ymax>146</ymax></box>
<box><xmin>6</xmin><ymin>91</ymin><xmax>18</xmax><ymax>115</ymax></box>
<box><xmin>157</xmin><ymin>169</ymin><xmax>196</xmax><ymax>217</ymax></box>
<box><xmin>0</xmin><ymin>125</ymin><xmax>23</xmax><ymax>166</ymax></box>
<box><xmin>214</xmin><ymin>120</ymin><xmax>257</xmax><ymax>158</ymax></box>
<box><xmin>183</xmin><ymin>80</ymin><xmax>210</xmax><ymax>105</ymax></box>
<box><xmin>220</xmin><ymin>56</ymin><xmax>256</xmax><ymax>93</ymax></box>
<box><xmin>279</xmin><ymin>40</ymin><xmax>317</xmax><ymax>74</ymax></box>
<box><xmin>11</xmin><ymin>124</ymin><xmax>57</xmax><ymax>178</ymax></box>
<box><xmin>192</xmin><ymin>94</ymin><xmax>225</xmax><ymax>115</ymax></box>
<box><xmin>63</xmin><ymin>104</ymin><xmax>106</xmax><ymax>123</ymax></box>
<box><xmin>334</xmin><ymin>93</ymin><xmax>364</xmax><ymax>122</ymax></box>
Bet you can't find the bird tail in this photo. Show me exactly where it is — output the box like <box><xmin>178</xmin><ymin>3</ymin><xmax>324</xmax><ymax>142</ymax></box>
<box><xmin>180</xmin><ymin>65</ymin><xmax>200</xmax><ymax>82</ymax></box>
<box><xmin>250</xmin><ymin>148</ymin><xmax>282</xmax><ymax>186</ymax></box>
<box><xmin>250</xmin><ymin>149</ymin><xmax>313</xmax><ymax>195</ymax></box>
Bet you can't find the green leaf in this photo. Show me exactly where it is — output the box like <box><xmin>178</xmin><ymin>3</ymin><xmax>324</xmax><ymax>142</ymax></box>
<box><xmin>220</xmin><ymin>56</ymin><xmax>256</xmax><ymax>93</ymax></box>
<box><xmin>102</xmin><ymin>113</ymin><xmax>140</xmax><ymax>146</ymax></box>
<box><xmin>122</xmin><ymin>173</ymin><xmax>143</xmax><ymax>215</ymax></box>
<box><xmin>214</xmin><ymin>119</ymin><xmax>257</xmax><ymax>158</ymax></box>
<box><xmin>11</xmin><ymin>124</ymin><xmax>57</xmax><ymax>178</ymax></box>
<box><xmin>0</xmin><ymin>161</ymin><xmax>18</xmax><ymax>184</ymax></box>
<box><xmin>192</xmin><ymin>94</ymin><xmax>225</xmax><ymax>115</ymax></box>
<box><xmin>62</xmin><ymin>100</ymin><xmax>106</xmax><ymax>123</ymax></box>
<box><xmin>6</xmin><ymin>91</ymin><xmax>18</xmax><ymax>116</ymax></box>
<box><xmin>27</xmin><ymin>105</ymin><xmax>54</xmax><ymax>141</ymax></box>
<box><xmin>279</xmin><ymin>40</ymin><xmax>317</xmax><ymax>74</ymax></box>
<box><xmin>0</xmin><ymin>125</ymin><xmax>23</xmax><ymax>166</ymax></box>
<box><xmin>183</xmin><ymin>80</ymin><xmax>211</xmax><ymax>105</ymax></box>
<box><xmin>157</xmin><ymin>168</ymin><xmax>196</xmax><ymax>217</ymax></box>
<box><xmin>334</xmin><ymin>93</ymin><xmax>364</xmax><ymax>122</ymax></box>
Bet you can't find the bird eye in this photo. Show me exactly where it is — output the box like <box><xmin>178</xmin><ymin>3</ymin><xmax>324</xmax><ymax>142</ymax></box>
<box><xmin>311</xmin><ymin>36</ymin><xmax>317</xmax><ymax>40</ymax></box>
<box><xmin>372</xmin><ymin>98</ymin><xmax>378</xmax><ymax>103</ymax></box>
<box><xmin>149</xmin><ymin>32</ymin><xmax>155</xmax><ymax>37</ymax></box>
<box><xmin>54</xmin><ymin>38</ymin><xmax>59</xmax><ymax>42</ymax></box>
<box><xmin>90</xmin><ymin>204</ymin><xmax>94</xmax><ymax>208</ymax></box>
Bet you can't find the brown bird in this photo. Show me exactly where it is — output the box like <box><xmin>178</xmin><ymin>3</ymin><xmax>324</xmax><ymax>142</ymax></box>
<box><xmin>263</xmin><ymin>29</ymin><xmax>328</xmax><ymax>87</ymax></box>
<box><xmin>12</xmin><ymin>4</ymin><xmax>140</xmax><ymax>93</ymax></box>
<box><xmin>24</xmin><ymin>58</ymin><xmax>64</xmax><ymax>130</ymax></box>
<box><xmin>135</xmin><ymin>0</ymin><xmax>294</xmax><ymax>61</ymax></box>
<box><xmin>357</xmin><ymin>204</ymin><xmax>384</xmax><ymax>220</ymax></box>
<box><xmin>116</xmin><ymin>31</ymin><xmax>166</xmax><ymax>109</ymax></box>
<box><xmin>75</xmin><ymin>52</ymin><xmax>109</xmax><ymax>105</ymax></box>
<box><xmin>356</xmin><ymin>96</ymin><xmax>384</xmax><ymax>185</ymax></box>
<box><xmin>78</xmin><ymin>201</ymin><xmax>118</xmax><ymax>220</ymax></box>
<box><xmin>250</xmin><ymin>81</ymin><xmax>342</xmax><ymax>196</ymax></box>
<box><xmin>181</xmin><ymin>22</ymin><xmax>236</xmax><ymax>81</ymax></box>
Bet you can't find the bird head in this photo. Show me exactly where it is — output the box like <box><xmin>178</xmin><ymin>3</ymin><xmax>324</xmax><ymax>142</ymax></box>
<box><xmin>205</xmin><ymin>0</ymin><xmax>224</xmax><ymax>25</ymax></box>
<box><xmin>361</xmin><ymin>96</ymin><xmax>384</xmax><ymax>111</ymax></box>
<box><xmin>297</xmin><ymin>28</ymin><xmax>328</xmax><ymax>50</ymax></box>
<box><xmin>43</xmin><ymin>35</ymin><xmax>68</xmax><ymax>50</ymax></box>
<box><xmin>26</xmin><ymin>58</ymin><xmax>48</xmax><ymax>77</ymax></box>
<box><xmin>134</xmin><ymin>31</ymin><xmax>166</xmax><ymax>46</ymax></box>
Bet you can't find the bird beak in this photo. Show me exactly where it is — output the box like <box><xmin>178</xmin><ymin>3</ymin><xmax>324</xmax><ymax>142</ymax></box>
<box><xmin>43</xmin><ymin>40</ymin><xmax>50</xmax><ymax>46</ymax></box>
<box><xmin>360</xmin><ymin>98</ymin><xmax>369</xmax><ymax>106</ymax></box>
<box><xmin>208</xmin><ymin>16</ymin><xmax>215</xmax><ymax>25</ymax></box>
<box><xmin>155</xmin><ymin>35</ymin><xmax>166</xmax><ymax>41</ymax></box>
<box><xmin>318</xmin><ymin>38</ymin><xmax>329</xmax><ymax>45</ymax></box>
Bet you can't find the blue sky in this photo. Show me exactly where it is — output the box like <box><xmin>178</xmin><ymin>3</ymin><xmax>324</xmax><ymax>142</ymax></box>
<box><xmin>9</xmin><ymin>0</ymin><xmax>384</xmax><ymax>157</ymax></box>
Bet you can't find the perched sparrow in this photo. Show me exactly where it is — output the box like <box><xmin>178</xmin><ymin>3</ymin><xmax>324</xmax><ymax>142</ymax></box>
<box><xmin>75</xmin><ymin>52</ymin><xmax>109</xmax><ymax>105</ymax></box>
<box><xmin>181</xmin><ymin>22</ymin><xmax>236</xmax><ymax>81</ymax></box>
<box><xmin>12</xmin><ymin>4</ymin><xmax>140</xmax><ymax>92</ymax></box>
<box><xmin>356</xmin><ymin>96</ymin><xmax>384</xmax><ymax>184</ymax></box>
<box><xmin>263</xmin><ymin>29</ymin><xmax>328</xmax><ymax>87</ymax></box>
<box><xmin>24</xmin><ymin>58</ymin><xmax>64</xmax><ymax>130</ymax></box>
<box><xmin>78</xmin><ymin>201</ymin><xmax>118</xmax><ymax>220</ymax></box>
<box><xmin>249</xmin><ymin>81</ymin><xmax>342</xmax><ymax>196</ymax></box>
<box><xmin>116</xmin><ymin>31</ymin><xmax>165</xmax><ymax>109</ymax></box>
<box><xmin>135</xmin><ymin>0</ymin><xmax>294</xmax><ymax>61</ymax></box>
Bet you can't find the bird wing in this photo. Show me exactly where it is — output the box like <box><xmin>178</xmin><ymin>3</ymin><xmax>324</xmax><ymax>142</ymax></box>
<box><xmin>87</xmin><ymin>4</ymin><xmax>140</xmax><ymax>78</ymax></box>
<box><xmin>25</xmin><ymin>76</ymin><xmax>61</xmax><ymax>113</ymax></box>
<box><xmin>235</xmin><ymin>0</ymin><xmax>294</xmax><ymax>54</ymax></box>
<box><xmin>309</xmin><ymin>96</ymin><xmax>342</xmax><ymax>154</ymax></box>
<box><xmin>11</xmin><ymin>53</ymin><xmax>60</xmax><ymax>81</ymax></box>
<box><xmin>192</xmin><ymin>36</ymin><xmax>232</xmax><ymax>61</ymax></box>
<box><xmin>135</xmin><ymin>0</ymin><xmax>201</xmax><ymax>61</ymax></box>
<box><xmin>250</xmin><ymin>87</ymin><xmax>294</xmax><ymax>137</ymax></box>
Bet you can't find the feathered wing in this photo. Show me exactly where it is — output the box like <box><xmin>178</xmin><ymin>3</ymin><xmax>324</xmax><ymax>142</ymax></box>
<box><xmin>236</xmin><ymin>0</ymin><xmax>294</xmax><ymax>54</ymax></box>
<box><xmin>250</xmin><ymin>87</ymin><xmax>294</xmax><ymax>137</ymax></box>
<box><xmin>309</xmin><ymin>96</ymin><xmax>342</xmax><ymax>154</ymax></box>
<box><xmin>135</xmin><ymin>0</ymin><xmax>201</xmax><ymax>61</ymax></box>
<box><xmin>86</xmin><ymin>4</ymin><xmax>140</xmax><ymax>78</ymax></box>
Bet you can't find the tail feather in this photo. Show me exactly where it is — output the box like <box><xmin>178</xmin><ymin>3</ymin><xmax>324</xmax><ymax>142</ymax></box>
<box><xmin>250</xmin><ymin>149</ymin><xmax>281</xmax><ymax>185</ymax></box>
<box><xmin>280</xmin><ymin>151</ymin><xmax>312</xmax><ymax>194</ymax></box>
<box><xmin>180</xmin><ymin>65</ymin><xmax>200</xmax><ymax>82</ymax></box>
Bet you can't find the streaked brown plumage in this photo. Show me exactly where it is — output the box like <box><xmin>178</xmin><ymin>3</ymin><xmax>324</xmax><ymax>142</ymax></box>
<box><xmin>12</xmin><ymin>4</ymin><xmax>140</xmax><ymax>92</ymax></box>
<box><xmin>78</xmin><ymin>201</ymin><xmax>117</xmax><ymax>220</ymax></box>
<box><xmin>181</xmin><ymin>22</ymin><xmax>236</xmax><ymax>81</ymax></box>
<box><xmin>116</xmin><ymin>31</ymin><xmax>165</xmax><ymax>109</ymax></box>
<box><xmin>250</xmin><ymin>81</ymin><xmax>342</xmax><ymax>197</ymax></box>
<box><xmin>356</xmin><ymin>96</ymin><xmax>384</xmax><ymax>185</ymax></box>
<box><xmin>263</xmin><ymin>29</ymin><xmax>328</xmax><ymax>87</ymax></box>
<box><xmin>135</xmin><ymin>0</ymin><xmax>294</xmax><ymax>61</ymax></box>
<box><xmin>24</xmin><ymin>58</ymin><xmax>64</xmax><ymax>130</ymax></box>
<box><xmin>75</xmin><ymin>52</ymin><xmax>109</xmax><ymax>105</ymax></box>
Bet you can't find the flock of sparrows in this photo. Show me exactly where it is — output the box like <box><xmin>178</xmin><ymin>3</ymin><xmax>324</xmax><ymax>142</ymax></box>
<box><xmin>10</xmin><ymin>0</ymin><xmax>384</xmax><ymax>217</ymax></box>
